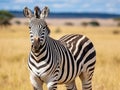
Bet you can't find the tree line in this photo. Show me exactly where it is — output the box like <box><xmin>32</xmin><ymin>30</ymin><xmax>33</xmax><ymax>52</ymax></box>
<box><xmin>0</xmin><ymin>10</ymin><xmax>14</xmax><ymax>26</ymax></box>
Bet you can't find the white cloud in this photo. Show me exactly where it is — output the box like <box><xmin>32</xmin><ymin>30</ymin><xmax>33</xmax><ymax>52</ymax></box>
<box><xmin>12</xmin><ymin>5</ymin><xmax>21</xmax><ymax>10</ymax></box>
<box><xmin>106</xmin><ymin>3</ymin><xmax>112</xmax><ymax>7</ymax></box>
<box><xmin>67</xmin><ymin>0</ymin><xmax>80</xmax><ymax>3</ymax></box>
<box><xmin>0</xmin><ymin>0</ymin><xmax>120</xmax><ymax>14</ymax></box>
<box><xmin>2</xmin><ymin>5</ymin><xmax>9</xmax><ymax>10</ymax></box>
<box><xmin>52</xmin><ymin>3</ymin><xmax>71</xmax><ymax>8</ymax></box>
<box><xmin>107</xmin><ymin>7</ymin><xmax>116</xmax><ymax>12</ymax></box>
<box><xmin>42</xmin><ymin>0</ymin><xmax>80</xmax><ymax>4</ymax></box>
<box><xmin>15</xmin><ymin>0</ymin><xmax>33</xmax><ymax>3</ymax></box>
<box><xmin>40</xmin><ymin>0</ymin><xmax>56</xmax><ymax>2</ymax></box>
<box><xmin>82</xmin><ymin>3</ymin><xmax>90</xmax><ymax>8</ymax></box>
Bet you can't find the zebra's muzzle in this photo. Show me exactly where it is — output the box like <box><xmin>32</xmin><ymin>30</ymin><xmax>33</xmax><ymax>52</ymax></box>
<box><xmin>31</xmin><ymin>38</ymin><xmax>40</xmax><ymax>52</ymax></box>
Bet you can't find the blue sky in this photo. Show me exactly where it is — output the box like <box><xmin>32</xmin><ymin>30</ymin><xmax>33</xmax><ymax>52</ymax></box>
<box><xmin>0</xmin><ymin>0</ymin><xmax>120</xmax><ymax>14</ymax></box>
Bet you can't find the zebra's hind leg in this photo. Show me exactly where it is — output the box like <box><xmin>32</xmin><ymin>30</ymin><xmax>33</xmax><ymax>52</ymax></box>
<box><xmin>79</xmin><ymin>71</ymin><xmax>93</xmax><ymax>90</ymax></box>
<box><xmin>65</xmin><ymin>80</ymin><xmax>77</xmax><ymax>90</ymax></box>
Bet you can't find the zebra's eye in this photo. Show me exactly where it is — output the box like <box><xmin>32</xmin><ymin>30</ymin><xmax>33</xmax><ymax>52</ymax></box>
<box><xmin>38</xmin><ymin>25</ymin><xmax>41</xmax><ymax>28</ymax></box>
<box><xmin>43</xmin><ymin>27</ymin><xmax>45</xmax><ymax>29</ymax></box>
<box><xmin>29</xmin><ymin>26</ymin><xmax>31</xmax><ymax>29</ymax></box>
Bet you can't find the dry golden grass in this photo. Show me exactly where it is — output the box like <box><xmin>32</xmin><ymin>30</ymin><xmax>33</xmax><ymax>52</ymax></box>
<box><xmin>0</xmin><ymin>25</ymin><xmax>120</xmax><ymax>90</ymax></box>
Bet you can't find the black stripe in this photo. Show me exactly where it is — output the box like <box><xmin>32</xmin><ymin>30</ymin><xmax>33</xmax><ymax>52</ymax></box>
<box><xmin>43</xmin><ymin>46</ymin><xmax>55</xmax><ymax>75</ymax></box>
<box><xmin>84</xmin><ymin>51</ymin><xmax>96</xmax><ymax>64</ymax></box>
<box><xmin>74</xmin><ymin>37</ymin><xmax>89</xmax><ymax>60</ymax></box>
<box><xmin>62</xmin><ymin>47</ymin><xmax>70</xmax><ymax>82</ymax></box>
<box><xmin>67</xmin><ymin>50</ymin><xmax>75</xmax><ymax>82</ymax></box>
<box><xmin>78</xmin><ymin>42</ymin><xmax>93</xmax><ymax>63</ymax></box>
<box><xmin>76</xmin><ymin>42</ymin><xmax>93</xmax><ymax>71</ymax></box>
<box><xmin>84</xmin><ymin>86</ymin><xmax>92</xmax><ymax>89</ymax></box>
<box><xmin>89</xmin><ymin>67</ymin><xmax>95</xmax><ymax>72</ymax></box>
<box><xmin>83</xmin><ymin>82</ymin><xmax>92</xmax><ymax>86</ymax></box>
<box><xmin>36</xmin><ymin>43</ymin><xmax>46</xmax><ymax>56</ymax></box>
<box><xmin>89</xmin><ymin>71</ymin><xmax>94</xmax><ymax>78</ymax></box>
<box><xmin>62</xmin><ymin>35</ymin><xmax>76</xmax><ymax>42</ymax></box>
<box><xmin>59</xmin><ymin>35</ymin><xmax>68</xmax><ymax>41</ymax></box>
<box><xmin>86</xmin><ymin>61</ymin><xmax>96</xmax><ymax>70</ymax></box>
<box><xmin>58</xmin><ymin>48</ymin><xmax>65</xmax><ymax>81</ymax></box>
<box><xmin>43</xmin><ymin>57</ymin><xmax>54</xmax><ymax>75</ymax></box>
<box><xmin>29</xmin><ymin>58</ymin><xmax>37</xmax><ymax>68</ymax></box>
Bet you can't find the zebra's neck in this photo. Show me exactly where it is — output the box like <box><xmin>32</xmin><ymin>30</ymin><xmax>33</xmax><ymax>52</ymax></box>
<box><xmin>29</xmin><ymin>36</ymin><xmax>59</xmax><ymax>77</ymax></box>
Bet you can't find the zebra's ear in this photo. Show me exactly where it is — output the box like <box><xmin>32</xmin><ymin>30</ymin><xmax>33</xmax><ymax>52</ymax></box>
<box><xmin>23</xmin><ymin>7</ymin><xmax>33</xmax><ymax>18</ymax></box>
<box><xmin>34</xmin><ymin>6</ymin><xmax>41</xmax><ymax>18</ymax></box>
<box><xmin>40</xmin><ymin>6</ymin><xmax>49</xmax><ymax>19</ymax></box>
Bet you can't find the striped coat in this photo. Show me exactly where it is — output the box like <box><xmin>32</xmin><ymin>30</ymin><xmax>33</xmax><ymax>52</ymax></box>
<box><xmin>23</xmin><ymin>6</ymin><xmax>96</xmax><ymax>90</ymax></box>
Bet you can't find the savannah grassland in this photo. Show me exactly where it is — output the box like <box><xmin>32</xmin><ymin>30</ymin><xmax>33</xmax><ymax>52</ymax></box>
<box><xmin>0</xmin><ymin>24</ymin><xmax>120</xmax><ymax>90</ymax></box>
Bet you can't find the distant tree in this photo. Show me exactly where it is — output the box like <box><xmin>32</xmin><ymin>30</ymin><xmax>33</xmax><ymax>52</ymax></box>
<box><xmin>15</xmin><ymin>20</ymin><xmax>21</xmax><ymax>25</ymax></box>
<box><xmin>0</xmin><ymin>10</ymin><xmax>14</xmax><ymax>26</ymax></box>
<box><xmin>114</xmin><ymin>17</ymin><xmax>120</xmax><ymax>21</ymax></box>
<box><xmin>89</xmin><ymin>21</ymin><xmax>100</xmax><ymax>26</ymax></box>
<box><xmin>117</xmin><ymin>22</ymin><xmax>120</xmax><ymax>27</ymax></box>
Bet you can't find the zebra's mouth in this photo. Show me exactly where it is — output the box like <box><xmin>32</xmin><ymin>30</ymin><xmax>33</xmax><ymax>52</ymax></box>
<box><xmin>31</xmin><ymin>44</ymin><xmax>40</xmax><ymax>53</ymax></box>
<box><xmin>31</xmin><ymin>39</ymin><xmax>41</xmax><ymax>53</ymax></box>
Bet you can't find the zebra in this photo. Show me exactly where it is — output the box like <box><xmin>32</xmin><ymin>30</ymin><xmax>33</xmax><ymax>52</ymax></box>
<box><xmin>23</xmin><ymin>6</ymin><xmax>96</xmax><ymax>90</ymax></box>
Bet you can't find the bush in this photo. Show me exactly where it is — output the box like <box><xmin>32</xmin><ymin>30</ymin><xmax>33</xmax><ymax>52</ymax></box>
<box><xmin>0</xmin><ymin>10</ymin><xmax>14</xmax><ymax>26</ymax></box>
<box><xmin>65</xmin><ymin>22</ymin><xmax>74</xmax><ymax>26</ymax></box>
<box><xmin>117</xmin><ymin>22</ymin><xmax>120</xmax><ymax>26</ymax></box>
<box><xmin>15</xmin><ymin>20</ymin><xmax>21</xmax><ymax>25</ymax></box>
<box><xmin>89</xmin><ymin>21</ymin><xmax>100</xmax><ymax>26</ymax></box>
<box><xmin>114</xmin><ymin>18</ymin><xmax>120</xmax><ymax>21</ymax></box>
<box><xmin>112</xmin><ymin>30</ymin><xmax>120</xmax><ymax>35</ymax></box>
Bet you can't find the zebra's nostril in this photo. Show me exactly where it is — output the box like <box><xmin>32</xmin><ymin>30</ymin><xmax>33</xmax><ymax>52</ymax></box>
<box><xmin>34</xmin><ymin>37</ymin><xmax>40</xmax><ymax>42</ymax></box>
<box><xmin>31</xmin><ymin>44</ymin><xmax>33</xmax><ymax>48</ymax></box>
<box><xmin>38</xmin><ymin>38</ymin><xmax>40</xmax><ymax>42</ymax></box>
<box><xmin>34</xmin><ymin>46</ymin><xmax>37</xmax><ymax>49</ymax></box>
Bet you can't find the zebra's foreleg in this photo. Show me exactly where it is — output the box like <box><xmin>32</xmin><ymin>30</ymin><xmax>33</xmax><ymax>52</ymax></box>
<box><xmin>79</xmin><ymin>72</ymin><xmax>93</xmax><ymax>90</ymax></box>
<box><xmin>30</xmin><ymin>73</ymin><xmax>43</xmax><ymax>90</ymax></box>
<box><xmin>33</xmin><ymin>87</ymin><xmax>38</xmax><ymax>90</ymax></box>
<box><xmin>65</xmin><ymin>80</ymin><xmax>77</xmax><ymax>90</ymax></box>
<box><xmin>47</xmin><ymin>81</ymin><xmax>57</xmax><ymax>90</ymax></box>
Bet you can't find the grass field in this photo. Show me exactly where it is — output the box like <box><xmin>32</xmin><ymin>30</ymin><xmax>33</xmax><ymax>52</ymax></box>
<box><xmin>0</xmin><ymin>25</ymin><xmax>120</xmax><ymax>90</ymax></box>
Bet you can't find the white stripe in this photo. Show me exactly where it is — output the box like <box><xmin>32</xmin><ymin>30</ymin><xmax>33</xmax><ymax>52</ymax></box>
<box><xmin>73</xmin><ymin>36</ymin><xmax>85</xmax><ymax>56</ymax></box>
<box><xmin>76</xmin><ymin>40</ymin><xmax>91</xmax><ymax>61</ymax></box>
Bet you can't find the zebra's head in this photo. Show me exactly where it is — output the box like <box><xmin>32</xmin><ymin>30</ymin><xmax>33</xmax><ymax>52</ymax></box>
<box><xmin>23</xmin><ymin>6</ymin><xmax>50</xmax><ymax>52</ymax></box>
